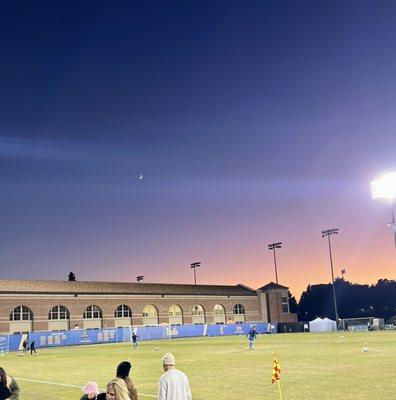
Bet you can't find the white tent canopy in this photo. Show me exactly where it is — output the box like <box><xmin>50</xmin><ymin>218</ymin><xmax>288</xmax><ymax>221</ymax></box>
<box><xmin>309</xmin><ymin>317</ymin><xmax>337</xmax><ymax>332</ymax></box>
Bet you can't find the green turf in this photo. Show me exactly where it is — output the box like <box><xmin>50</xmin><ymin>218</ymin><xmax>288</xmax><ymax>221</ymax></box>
<box><xmin>1</xmin><ymin>331</ymin><xmax>395</xmax><ymax>400</ymax></box>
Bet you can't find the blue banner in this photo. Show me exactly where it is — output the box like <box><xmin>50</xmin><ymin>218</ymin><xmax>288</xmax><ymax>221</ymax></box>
<box><xmin>4</xmin><ymin>322</ymin><xmax>276</xmax><ymax>352</ymax></box>
<box><xmin>0</xmin><ymin>335</ymin><xmax>8</xmax><ymax>354</ymax></box>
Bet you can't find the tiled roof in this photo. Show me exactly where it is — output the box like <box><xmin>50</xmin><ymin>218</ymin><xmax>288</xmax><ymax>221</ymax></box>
<box><xmin>0</xmin><ymin>279</ymin><xmax>257</xmax><ymax>296</ymax></box>
<box><xmin>258</xmin><ymin>282</ymin><xmax>289</xmax><ymax>291</ymax></box>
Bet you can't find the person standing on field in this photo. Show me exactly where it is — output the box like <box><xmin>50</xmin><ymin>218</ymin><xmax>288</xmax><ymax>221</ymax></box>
<box><xmin>30</xmin><ymin>340</ymin><xmax>37</xmax><ymax>355</ymax></box>
<box><xmin>158</xmin><ymin>353</ymin><xmax>191</xmax><ymax>400</ymax></box>
<box><xmin>247</xmin><ymin>325</ymin><xmax>258</xmax><ymax>350</ymax></box>
<box><xmin>22</xmin><ymin>340</ymin><xmax>27</xmax><ymax>354</ymax></box>
<box><xmin>132</xmin><ymin>332</ymin><xmax>139</xmax><ymax>349</ymax></box>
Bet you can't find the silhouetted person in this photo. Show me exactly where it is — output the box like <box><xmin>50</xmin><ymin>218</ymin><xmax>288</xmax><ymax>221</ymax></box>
<box><xmin>30</xmin><ymin>341</ymin><xmax>37</xmax><ymax>355</ymax></box>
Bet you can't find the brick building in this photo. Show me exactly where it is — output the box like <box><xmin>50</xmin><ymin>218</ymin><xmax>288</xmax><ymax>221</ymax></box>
<box><xmin>0</xmin><ymin>279</ymin><xmax>297</xmax><ymax>334</ymax></box>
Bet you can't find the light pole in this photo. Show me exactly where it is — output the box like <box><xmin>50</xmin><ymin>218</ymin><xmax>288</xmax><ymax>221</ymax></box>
<box><xmin>136</xmin><ymin>275</ymin><xmax>144</xmax><ymax>283</ymax></box>
<box><xmin>371</xmin><ymin>172</ymin><xmax>396</xmax><ymax>249</ymax></box>
<box><xmin>268</xmin><ymin>242</ymin><xmax>282</xmax><ymax>284</ymax></box>
<box><xmin>321</xmin><ymin>228</ymin><xmax>339</xmax><ymax>323</ymax></box>
<box><xmin>341</xmin><ymin>268</ymin><xmax>346</xmax><ymax>280</ymax></box>
<box><xmin>190</xmin><ymin>262</ymin><xmax>201</xmax><ymax>285</ymax></box>
<box><xmin>387</xmin><ymin>204</ymin><xmax>396</xmax><ymax>248</ymax></box>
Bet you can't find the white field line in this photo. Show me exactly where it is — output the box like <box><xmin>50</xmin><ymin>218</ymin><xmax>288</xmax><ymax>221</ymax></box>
<box><xmin>15</xmin><ymin>377</ymin><xmax>157</xmax><ymax>398</ymax></box>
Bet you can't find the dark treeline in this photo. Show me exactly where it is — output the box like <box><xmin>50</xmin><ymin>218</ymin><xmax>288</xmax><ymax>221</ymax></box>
<box><xmin>293</xmin><ymin>278</ymin><xmax>396</xmax><ymax>323</ymax></box>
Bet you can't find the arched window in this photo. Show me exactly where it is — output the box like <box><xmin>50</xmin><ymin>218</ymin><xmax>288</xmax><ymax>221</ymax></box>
<box><xmin>192</xmin><ymin>304</ymin><xmax>205</xmax><ymax>315</ymax></box>
<box><xmin>143</xmin><ymin>305</ymin><xmax>158</xmax><ymax>317</ymax></box>
<box><xmin>83</xmin><ymin>305</ymin><xmax>102</xmax><ymax>319</ymax></box>
<box><xmin>10</xmin><ymin>306</ymin><xmax>33</xmax><ymax>321</ymax></box>
<box><xmin>213</xmin><ymin>304</ymin><xmax>225</xmax><ymax>315</ymax></box>
<box><xmin>168</xmin><ymin>304</ymin><xmax>182</xmax><ymax>316</ymax></box>
<box><xmin>233</xmin><ymin>304</ymin><xmax>245</xmax><ymax>314</ymax></box>
<box><xmin>192</xmin><ymin>304</ymin><xmax>205</xmax><ymax>324</ymax></box>
<box><xmin>49</xmin><ymin>305</ymin><xmax>69</xmax><ymax>320</ymax></box>
<box><xmin>115</xmin><ymin>305</ymin><xmax>132</xmax><ymax>318</ymax></box>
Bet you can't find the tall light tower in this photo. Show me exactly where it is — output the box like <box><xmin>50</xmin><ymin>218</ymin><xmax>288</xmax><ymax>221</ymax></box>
<box><xmin>190</xmin><ymin>262</ymin><xmax>201</xmax><ymax>285</ymax></box>
<box><xmin>371</xmin><ymin>172</ymin><xmax>396</xmax><ymax>249</ymax></box>
<box><xmin>321</xmin><ymin>228</ymin><xmax>340</xmax><ymax>323</ymax></box>
<box><xmin>136</xmin><ymin>275</ymin><xmax>144</xmax><ymax>283</ymax></box>
<box><xmin>268</xmin><ymin>242</ymin><xmax>282</xmax><ymax>284</ymax></box>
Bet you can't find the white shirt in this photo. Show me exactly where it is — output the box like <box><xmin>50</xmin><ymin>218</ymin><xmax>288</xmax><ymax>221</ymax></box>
<box><xmin>158</xmin><ymin>369</ymin><xmax>192</xmax><ymax>400</ymax></box>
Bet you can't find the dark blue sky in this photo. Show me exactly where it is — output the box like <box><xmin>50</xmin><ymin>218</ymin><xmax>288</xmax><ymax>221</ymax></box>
<box><xmin>1</xmin><ymin>1</ymin><xmax>395</xmax><ymax>296</ymax></box>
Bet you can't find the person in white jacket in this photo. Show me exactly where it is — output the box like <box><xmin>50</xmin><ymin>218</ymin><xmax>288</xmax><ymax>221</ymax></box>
<box><xmin>158</xmin><ymin>353</ymin><xmax>191</xmax><ymax>400</ymax></box>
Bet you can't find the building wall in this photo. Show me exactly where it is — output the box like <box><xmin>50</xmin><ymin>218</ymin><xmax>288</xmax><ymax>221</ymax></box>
<box><xmin>0</xmin><ymin>294</ymin><xmax>262</xmax><ymax>333</ymax></box>
<box><xmin>264</xmin><ymin>289</ymin><xmax>298</xmax><ymax>323</ymax></box>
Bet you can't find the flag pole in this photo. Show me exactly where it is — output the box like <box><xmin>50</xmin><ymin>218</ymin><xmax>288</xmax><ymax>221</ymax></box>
<box><xmin>277</xmin><ymin>380</ymin><xmax>283</xmax><ymax>400</ymax></box>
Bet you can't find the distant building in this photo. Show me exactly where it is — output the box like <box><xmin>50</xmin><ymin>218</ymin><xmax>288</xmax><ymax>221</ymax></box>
<box><xmin>0</xmin><ymin>279</ymin><xmax>297</xmax><ymax>334</ymax></box>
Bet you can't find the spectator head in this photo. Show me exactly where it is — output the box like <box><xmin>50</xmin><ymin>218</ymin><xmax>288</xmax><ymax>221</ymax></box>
<box><xmin>106</xmin><ymin>378</ymin><xmax>130</xmax><ymax>400</ymax></box>
<box><xmin>82</xmin><ymin>382</ymin><xmax>99</xmax><ymax>398</ymax></box>
<box><xmin>162</xmin><ymin>352</ymin><xmax>176</xmax><ymax>371</ymax></box>
<box><xmin>116</xmin><ymin>361</ymin><xmax>131</xmax><ymax>378</ymax></box>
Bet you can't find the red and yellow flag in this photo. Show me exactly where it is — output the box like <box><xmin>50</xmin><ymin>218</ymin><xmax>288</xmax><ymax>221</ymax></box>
<box><xmin>272</xmin><ymin>353</ymin><xmax>282</xmax><ymax>384</ymax></box>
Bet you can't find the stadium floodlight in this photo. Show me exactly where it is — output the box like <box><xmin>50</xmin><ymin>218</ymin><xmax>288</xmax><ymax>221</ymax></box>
<box><xmin>268</xmin><ymin>242</ymin><xmax>282</xmax><ymax>284</ymax></box>
<box><xmin>136</xmin><ymin>275</ymin><xmax>144</xmax><ymax>283</ymax></box>
<box><xmin>371</xmin><ymin>172</ymin><xmax>396</xmax><ymax>248</ymax></box>
<box><xmin>321</xmin><ymin>229</ymin><xmax>340</xmax><ymax>323</ymax></box>
<box><xmin>190</xmin><ymin>262</ymin><xmax>201</xmax><ymax>285</ymax></box>
<box><xmin>371</xmin><ymin>172</ymin><xmax>396</xmax><ymax>200</ymax></box>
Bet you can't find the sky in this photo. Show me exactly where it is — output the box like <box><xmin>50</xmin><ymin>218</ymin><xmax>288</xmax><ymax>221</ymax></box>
<box><xmin>0</xmin><ymin>1</ymin><xmax>395</xmax><ymax>299</ymax></box>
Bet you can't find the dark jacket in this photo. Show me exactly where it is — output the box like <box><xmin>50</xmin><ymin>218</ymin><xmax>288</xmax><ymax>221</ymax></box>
<box><xmin>80</xmin><ymin>394</ymin><xmax>106</xmax><ymax>400</ymax></box>
<box><xmin>0</xmin><ymin>376</ymin><xmax>20</xmax><ymax>400</ymax></box>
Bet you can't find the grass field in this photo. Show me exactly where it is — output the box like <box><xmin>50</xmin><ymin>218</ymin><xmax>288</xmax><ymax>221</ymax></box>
<box><xmin>1</xmin><ymin>331</ymin><xmax>395</xmax><ymax>400</ymax></box>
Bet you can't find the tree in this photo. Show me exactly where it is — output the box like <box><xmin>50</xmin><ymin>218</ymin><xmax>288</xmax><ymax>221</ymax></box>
<box><xmin>288</xmin><ymin>290</ymin><xmax>298</xmax><ymax>314</ymax></box>
<box><xmin>297</xmin><ymin>278</ymin><xmax>396</xmax><ymax>322</ymax></box>
<box><xmin>68</xmin><ymin>272</ymin><xmax>76</xmax><ymax>281</ymax></box>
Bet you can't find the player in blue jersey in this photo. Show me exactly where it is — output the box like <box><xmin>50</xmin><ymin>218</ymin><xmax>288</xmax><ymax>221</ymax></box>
<box><xmin>247</xmin><ymin>326</ymin><xmax>258</xmax><ymax>350</ymax></box>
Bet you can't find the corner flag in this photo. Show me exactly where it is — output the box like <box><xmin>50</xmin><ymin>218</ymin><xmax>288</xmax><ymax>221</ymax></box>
<box><xmin>272</xmin><ymin>353</ymin><xmax>283</xmax><ymax>400</ymax></box>
<box><xmin>272</xmin><ymin>353</ymin><xmax>282</xmax><ymax>383</ymax></box>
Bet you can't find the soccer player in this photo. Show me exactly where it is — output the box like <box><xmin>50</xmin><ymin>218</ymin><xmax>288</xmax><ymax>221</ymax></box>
<box><xmin>30</xmin><ymin>340</ymin><xmax>37</xmax><ymax>355</ymax></box>
<box><xmin>247</xmin><ymin>325</ymin><xmax>258</xmax><ymax>350</ymax></box>
<box><xmin>22</xmin><ymin>339</ymin><xmax>27</xmax><ymax>354</ymax></box>
<box><xmin>132</xmin><ymin>332</ymin><xmax>139</xmax><ymax>349</ymax></box>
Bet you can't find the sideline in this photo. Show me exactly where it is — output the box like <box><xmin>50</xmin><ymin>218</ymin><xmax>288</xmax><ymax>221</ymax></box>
<box><xmin>15</xmin><ymin>377</ymin><xmax>157</xmax><ymax>398</ymax></box>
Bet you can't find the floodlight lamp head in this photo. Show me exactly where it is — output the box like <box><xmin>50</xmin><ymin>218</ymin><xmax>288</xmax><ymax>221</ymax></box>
<box><xmin>322</xmin><ymin>228</ymin><xmax>339</xmax><ymax>237</ymax></box>
<box><xmin>371</xmin><ymin>172</ymin><xmax>396</xmax><ymax>200</ymax></box>
<box><xmin>191</xmin><ymin>262</ymin><xmax>201</xmax><ymax>268</ymax></box>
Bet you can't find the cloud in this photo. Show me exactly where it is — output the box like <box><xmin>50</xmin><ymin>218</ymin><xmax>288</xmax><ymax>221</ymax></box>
<box><xmin>0</xmin><ymin>136</ymin><xmax>147</xmax><ymax>163</ymax></box>
<box><xmin>0</xmin><ymin>136</ymin><xmax>86</xmax><ymax>160</ymax></box>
